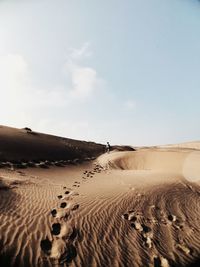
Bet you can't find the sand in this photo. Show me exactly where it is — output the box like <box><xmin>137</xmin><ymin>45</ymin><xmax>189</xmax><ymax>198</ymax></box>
<box><xmin>0</xmin><ymin>126</ymin><xmax>200</xmax><ymax>267</ymax></box>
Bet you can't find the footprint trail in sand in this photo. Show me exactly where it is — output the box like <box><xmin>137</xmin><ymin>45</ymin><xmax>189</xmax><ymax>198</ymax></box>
<box><xmin>40</xmin><ymin>184</ymin><xmax>80</xmax><ymax>264</ymax></box>
<box><xmin>40</xmin><ymin>162</ymin><xmax>105</xmax><ymax>265</ymax></box>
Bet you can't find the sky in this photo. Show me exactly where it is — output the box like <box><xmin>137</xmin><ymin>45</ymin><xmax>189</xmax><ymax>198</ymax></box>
<box><xmin>0</xmin><ymin>0</ymin><xmax>200</xmax><ymax>146</ymax></box>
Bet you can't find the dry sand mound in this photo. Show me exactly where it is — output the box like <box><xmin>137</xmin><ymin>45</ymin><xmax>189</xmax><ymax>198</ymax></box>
<box><xmin>160</xmin><ymin>141</ymin><xmax>200</xmax><ymax>150</ymax></box>
<box><xmin>98</xmin><ymin>149</ymin><xmax>200</xmax><ymax>183</ymax></box>
<box><xmin>0</xmin><ymin>127</ymin><xmax>200</xmax><ymax>267</ymax></box>
<box><xmin>0</xmin><ymin>125</ymin><xmax>104</xmax><ymax>161</ymax></box>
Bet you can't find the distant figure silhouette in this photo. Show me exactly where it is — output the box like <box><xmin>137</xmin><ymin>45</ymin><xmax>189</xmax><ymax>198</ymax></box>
<box><xmin>106</xmin><ymin>142</ymin><xmax>111</xmax><ymax>153</ymax></box>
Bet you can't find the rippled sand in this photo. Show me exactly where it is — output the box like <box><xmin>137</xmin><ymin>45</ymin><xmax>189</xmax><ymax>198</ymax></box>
<box><xmin>0</xmin><ymin>126</ymin><xmax>200</xmax><ymax>267</ymax></box>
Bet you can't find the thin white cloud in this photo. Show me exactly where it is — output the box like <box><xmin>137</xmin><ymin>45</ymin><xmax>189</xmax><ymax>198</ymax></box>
<box><xmin>64</xmin><ymin>43</ymin><xmax>104</xmax><ymax>100</ymax></box>
<box><xmin>0</xmin><ymin>53</ymin><xmax>68</xmax><ymax>110</ymax></box>
<box><xmin>0</xmin><ymin>42</ymin><xmax>103</xmax><ymax>110</ymax></box>
<box><xmin>66</xmin><ymin>63</ymin><xmax>101</xmax><ymax>99</ymax></box>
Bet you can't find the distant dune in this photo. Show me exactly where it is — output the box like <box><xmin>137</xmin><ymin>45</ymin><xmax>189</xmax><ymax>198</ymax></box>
<box><xmin>159</xmin><ymin>141</ymin><xmax>200</xmax><ymax>150</ymax></box>
<box><xmin>0</xmin><ymin>125</ymin><xmax>105</xmax><ymax>161</ymax></box>
<box><xmin>0</xmin><ymin>125</ymin><xmax>200</xmax><ymax>267</ymax></box>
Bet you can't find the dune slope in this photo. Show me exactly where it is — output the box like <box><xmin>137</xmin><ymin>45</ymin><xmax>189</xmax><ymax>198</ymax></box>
<box><xmin>0</xmin><ymin>127</ymin><xmax>200</xmax><ymax>267</ymax></box>
<box><xmin>0</xmin><ymin>125</ymin><xmax>104</xmax><ymax>161</ymax></box>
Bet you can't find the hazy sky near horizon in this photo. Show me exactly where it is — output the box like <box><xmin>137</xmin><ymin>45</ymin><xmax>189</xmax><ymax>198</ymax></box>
<box><xmin>0</xmin><ymin>0</ymin><xmax>200</xmax><ymax>145</ymax></box>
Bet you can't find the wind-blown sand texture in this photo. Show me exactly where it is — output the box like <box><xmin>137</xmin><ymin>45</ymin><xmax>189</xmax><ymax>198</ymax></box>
<box><xmin>0</xmin><ymin>126</ymin><xmax>200</xmax><ymax>267</ymax></box>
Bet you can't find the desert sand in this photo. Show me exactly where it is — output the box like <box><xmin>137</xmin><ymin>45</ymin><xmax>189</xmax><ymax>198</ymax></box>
<box><xmin>0</xmin><ymin>126</ymin><xmax>200</xmax><ymax>267</ymax></box>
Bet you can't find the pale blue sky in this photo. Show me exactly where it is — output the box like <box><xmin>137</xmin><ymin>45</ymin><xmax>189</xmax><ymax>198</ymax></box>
<box><xmin>0</xmin><ymin>0</ymin><xmax>200</xmax><ymax>145</ymax></box>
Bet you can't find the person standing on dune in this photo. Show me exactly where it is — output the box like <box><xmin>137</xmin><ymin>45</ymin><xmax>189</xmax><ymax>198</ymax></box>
<box><xmin>106</xmin><ymin>142</ymin><xmax>111</xmax><ymax>153</ymax></box>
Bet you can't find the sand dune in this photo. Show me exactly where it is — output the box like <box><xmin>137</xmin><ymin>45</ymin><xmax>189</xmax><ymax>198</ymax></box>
<box><xmin>0</xmin><ymin>125</ymin><xmax>104</xmax><ymax>161</ymax></box>
<box><xmin>98</xmin><ymin>149</ymin><xmax>200</xmax><ymax>183</ymax></box>
<box><xmin>0</xmin><ymin>126</ymin><xmax>200</xmax><ymax>267</ymax></box>
<box><xmin>159</xmin><ymin>141</ymin><xmax>200</xmax><ymax>150</ymax></box>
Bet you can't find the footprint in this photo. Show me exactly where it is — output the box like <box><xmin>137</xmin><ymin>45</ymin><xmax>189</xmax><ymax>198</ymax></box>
<box><xmin>60</xmin><ymin>202</ymin><xmax>67</xmax><ymax>208</ymax></box>
<box><xmin>123</xmin><ymin>210</ymin><xmax>153</xmax><ymax>248</ymax></box>
<box><xmin>57</xmin><ymin>195</ymin><xmax>62</xmax><ymax>199</ymax></box>
<box><xmin>174</xmin><ymin>219</ymin><xmax>184</xmax><ymax>230</ymax></box>
<box><xmin>153</xmin><ymin>256</ymin><xmax>169</xmax><ymax>267</ymax></box>
<box><xmin>167</xmin><ymin>214</ymin><xmax>176</xmax><ymax>222</ymax></box>
<box><xmin>122</xmin><ymin>213</ymin><xmax>129</xmax><ymax>220</ymax></box>
<box><xmin>51</xmin><ymin>209</ymin><xmax>57</xmax><ymax>217</ymax></box>
<box><xmin>40</xmin><ymin>237</ymin><xmax>52</xmax><ymax>255</ymax></box>
<box><xmin>72</xmin><ymin>204</ymin><xmax>79</xmax><ymax>211</ymax></box>
<box><xmin>130</xmin><ymin>222</ymin><xmax>143</xmax><ymax>232</ymax></box>
<box><xmin>52</xmin><ymin>223</ymin><xmax>61</xmax><ymax>235</ymax></box>
<box><xmin>143</xmin><ymin>235</ymin><xmax>152</xmax><ymax>248</ymax></box>
<box><xmin>64</xmin><ymin>190</ymin><xmax>70</xmax><ymax>195</ymax></box>
<box><xmin>141</xmin><ymin>224</ymin><xmax>152</xmax><ymax>233</ymax></box>
<box><xmin>69</xmin><ymin>227</ymin><xmax>78</xmax><ymax>241</ymax></box>
<box><xmin>65</xmin><ymin>244</ymin><xmax>77</xmax><ymax>263</ymax></box>
<box><xmin>142</xmin><ymin>231</ymin><xmax>153</xmax><ymax>249</ymax></box>
<box><xmin>128</xmin><ymin>213</ymin><xmax>137</xmax><ymax>222</ymax></box>
<box><xmin>123</xmin><ymin>211</ymin><xmax>139</xmax><ymax>222</ymax></box>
